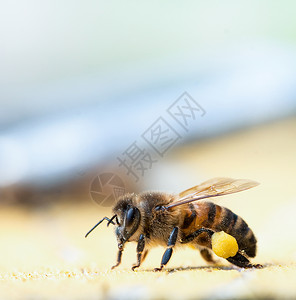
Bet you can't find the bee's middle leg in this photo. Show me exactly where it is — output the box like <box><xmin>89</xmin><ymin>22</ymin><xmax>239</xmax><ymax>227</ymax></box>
<box><xmin>154</xmin><ymin>227</ymin><xmax>178</xmax><ymax>272</ymax></box>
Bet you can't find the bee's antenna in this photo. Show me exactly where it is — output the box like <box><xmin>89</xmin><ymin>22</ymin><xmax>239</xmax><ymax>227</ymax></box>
<box><xmin>85</xmin><ymin>216</ymin><xmax>116</xmax><ymax>238</ymax></box>
<box><xmin>107</xmin><ymin>214</ymin><xmax>117</xmax><ymax>227</ymax></box>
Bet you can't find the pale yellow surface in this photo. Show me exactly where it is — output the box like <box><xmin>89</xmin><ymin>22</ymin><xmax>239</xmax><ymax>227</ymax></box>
<box><xmin>1</xmin><ymin>118</ymin><xmax>296</xmax><ymax>299</ymax></box>
<box><xmin>212</xmin><ymin>231</ymin><xmax>239</xmax><ymax>259</ymax></box>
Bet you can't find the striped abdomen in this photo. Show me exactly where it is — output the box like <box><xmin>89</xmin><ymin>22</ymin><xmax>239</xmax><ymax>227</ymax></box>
<box><xmin>181</xmin><ymin>202</ymin><xmax>257</xmax><ymax>257</ymax></box>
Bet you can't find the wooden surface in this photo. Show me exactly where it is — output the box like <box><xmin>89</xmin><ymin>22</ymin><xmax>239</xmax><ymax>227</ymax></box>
<box><xmin>1</xmin><ymin>117</ymin><xmax>296</xmax><ymax>299</ymax></box>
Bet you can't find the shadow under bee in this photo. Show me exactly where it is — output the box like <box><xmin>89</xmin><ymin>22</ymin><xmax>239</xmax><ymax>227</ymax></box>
<box><xmin>133</xmin><ymin>263</ymin><xmax>268</xmax><ymax>273</ymax></box>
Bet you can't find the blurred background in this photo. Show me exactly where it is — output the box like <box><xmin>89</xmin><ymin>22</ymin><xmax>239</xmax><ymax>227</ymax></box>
<box><xmin>0</xmin><ymin>1</ymin><xmax>296</xmax><ymax>299</ymax></box>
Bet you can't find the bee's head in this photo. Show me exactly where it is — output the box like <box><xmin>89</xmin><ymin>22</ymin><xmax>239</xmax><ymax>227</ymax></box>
<box><xmin>112</xmin><ymin>194</ymin><xmax>141</xmax><ymax>247</ymax></box>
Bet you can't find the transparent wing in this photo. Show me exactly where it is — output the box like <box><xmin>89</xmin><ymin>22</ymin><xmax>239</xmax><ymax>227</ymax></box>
<box><xmin>166</xmin><ymin>177</ymin><xmax>259</xmax><ymax>209</ymax></box>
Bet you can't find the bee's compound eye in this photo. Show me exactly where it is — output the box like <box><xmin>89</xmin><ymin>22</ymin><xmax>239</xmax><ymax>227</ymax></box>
<box><xmin>126</xmin><ymin>207</ymin><xmax>136</xmax><ymax>227</ymax></box>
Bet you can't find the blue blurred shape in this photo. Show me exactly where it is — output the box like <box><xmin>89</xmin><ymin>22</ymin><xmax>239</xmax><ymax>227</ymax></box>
<box><xmin>0</xmin><ymin>43</ymin><xmax>296</xmax><ymax>187</ymax></box>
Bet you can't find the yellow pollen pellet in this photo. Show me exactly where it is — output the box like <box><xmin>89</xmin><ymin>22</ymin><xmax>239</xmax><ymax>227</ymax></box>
<box><xmin>211</xmin><ymin>231</ymin><xmax>239</xmax><ymax>258</ymax></box>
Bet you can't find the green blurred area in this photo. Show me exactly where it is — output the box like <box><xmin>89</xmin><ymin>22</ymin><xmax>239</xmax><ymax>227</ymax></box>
<box><xmin>2</xmin><ymin>1</ymin><xmax>296</xmax><ymax>84</ymax></box>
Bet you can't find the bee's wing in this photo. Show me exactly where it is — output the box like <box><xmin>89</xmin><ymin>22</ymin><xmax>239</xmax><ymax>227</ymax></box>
<box><xmin>166</xmin><ymin>178</ymin><xmax>259</xmax><ymax>209</ymax></box>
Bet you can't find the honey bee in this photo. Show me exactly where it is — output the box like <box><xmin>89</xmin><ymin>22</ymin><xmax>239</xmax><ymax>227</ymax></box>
<box><xmin>86</xmin><ymin>177</ymin><xmax>262</xmax><ymax>270</ymax></box>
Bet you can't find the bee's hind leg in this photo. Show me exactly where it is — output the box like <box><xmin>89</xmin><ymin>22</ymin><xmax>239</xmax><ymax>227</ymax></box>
<box><xmin>200</xmin><ymin>248</ymin><xmax>219</xmax><ymax>264</ymax></box>
<box><xmin>227</xmin><ymin>251</ymin><xmax>263</xmax><ymax>269</ymax></box>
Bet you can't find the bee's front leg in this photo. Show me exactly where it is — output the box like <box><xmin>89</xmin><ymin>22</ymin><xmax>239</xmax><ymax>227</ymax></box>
<box><xmin>132</xmin><ymin>234</ymin><xmax>146</xmax><ymax>271</ymax></box>
<box><xmin>111</xmin><ymin>244</ymin><xmax>124</xmax><ymax>270</ymax></box>
<box><xmin>154</xmin><ymin>227</ymin><xmax>178</xmax><ymax>272</ymax></box>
